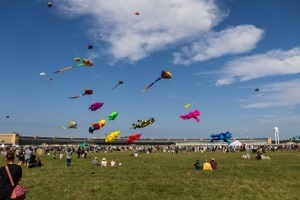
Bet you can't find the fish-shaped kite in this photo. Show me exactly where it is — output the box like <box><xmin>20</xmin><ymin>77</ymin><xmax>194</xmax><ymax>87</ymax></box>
<box><xmin>142</xmin><ymin>70</ymin><xmax>172</xmax><ymax>92</ymax></box>
<box><xmin>89</xmin><ymin>102</ymin><xmax>104</xmax><ymax>111</ymax></box>
<box><xmin>108</xmin><ymin>111</ymin><xmax>118</xmax><ymax>121</ymax></box>
<box><xmin>89</xmin><ymin>119</ymin><xmax>106</xmax><ymax>134</ymax></box>
<box><xmin>127</xmin><ymin>133</ymin><xmax>142</xmax><ymax>143</ymax></box>
<box><xmin>69</xmin><ymin>88</ymin><xmax>93</xmax><ymax>99</ymax></box>
<box><xmin>105</xmin><ymin>131</ymin><xmax>120</xmax><ymax>143</ymax></box>
<box><xmin>131</xmin><ymin>117</ymin><xmax>155</xmax><ymax>129</ymax></box>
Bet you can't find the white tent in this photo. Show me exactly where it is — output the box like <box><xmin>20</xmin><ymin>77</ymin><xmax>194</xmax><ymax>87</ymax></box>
<box><xmin>229</xmin><ymin>140</ymin><xmax>242</xmax><ymax>147</ymax></box>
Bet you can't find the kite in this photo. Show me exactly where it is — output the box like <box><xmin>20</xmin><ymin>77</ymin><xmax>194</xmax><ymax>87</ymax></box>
<box><xmin>89</xmin><ymin>102</ymin><xmax>104</xmax><ymax>111</ymax></box>
<box><xmin>131</xmin><ymin>117</ymin><xmax>155</xmax><ymax>129</ymax></box>
<box><xmin>108</xmin><ymin>111</ymin><xmax>118</xmax><ymax>121</ymax></box>
<box><xmin>184</xmin><ymin>103</ymin><xmax>191</xmax><ymax>108</ymax></box>
<box><xmin>42</xmin><ymin>78</ymin><xmax>53</xmax><ymax>82</ymax></box>
<box><xmin>180</xmin><ymin>109</ymin><xmax>200</xmax><ymax>122</ymax></box>
<box><xmin>69</xmin><ymin>88</ymin><xmax>93</xmax><ymax>99</ymax></box>
<box><xmin>87</xmin><ymin>45</ymin><xmax>93</xmax><ymax>49</ymax></box>
<box><xmin>89</xmin><ymin>119</ymin><xmax>106</xmax><ymax>134</ymax></box>
<box><xmin>46</xmin><ymin>2</ymin><xmax>52</xmax><ymax>7</ymax></box>
<box><xmin>111</xmin><ymin>80</ymin><xmax>124</xmax><ymax>90</ymax></box>
<box><xmin>135</xmin><ymin>12</ymin><xmax>140</xmax><ymax>15</ymax></box>
<box><xmin>210</xmin><ymin>131</ymin><xmax>232</xmax><ymax>145</ymax></box>
<box><xmin>60</xmin><ymin>120</ymin><xmax>77</xmax><ymax>130</ymax></box>
<box><xmin>6</xmin><ymin>116</ymin><xmax>9</xmax><ymax>118</ymax></box>
<box><xmin>74</xmin><ymin>57</ymin><xmax>81</xmax><ymax>62</ymax></box>
<box><xmin>99</xmin><ymin>34</ymin><xmax>103</xmax><ymax>38</ymax></box>
<box><xmin>54</xmin><ymin>58</ymin><xmax>93</xmax><ymax>73</ymax></box>
<box><xmin>105</xmin><ymin>131</ymin><xmax>120</xmax><ymax>143</ymax></box>
<box><xmin>40</xmin><ymin>72</ymin><xmax>46</xmax><ymax>76</ymax></box>
<box><xmin>142</xmin><ymin>70</ymin><xmax>172</xmax><ymax>92</ymax></box>
<box><xmin>255</xmin><ymin>88</ymin><xmax>260</xmax><ymax>92</ymax></box>
<box><xmin>127</xmin><ymin>133</ymin><xmax>142</xmax><ymax>143</ymax></box>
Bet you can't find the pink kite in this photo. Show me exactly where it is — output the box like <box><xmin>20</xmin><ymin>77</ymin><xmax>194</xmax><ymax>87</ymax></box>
<box><xmin>127</xmin><ymin>133</ymin><xmax>142</xmax><ymax>143</ymax></box>
<box><xmin>89</xmin><ymin>102</ymin><xmax>104</xmax><ymax>111</ymax></box>
<box><xmin>180</xmin><ymin>109</ymin><xmax>200</xmax><ymax>122</ymax></box>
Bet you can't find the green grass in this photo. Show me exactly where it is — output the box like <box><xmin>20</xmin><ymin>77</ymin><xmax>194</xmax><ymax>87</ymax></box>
<box><xmin>1</xmin><ymin>150</ymin><xmax>300</xmax><ymax>200</ymax></box>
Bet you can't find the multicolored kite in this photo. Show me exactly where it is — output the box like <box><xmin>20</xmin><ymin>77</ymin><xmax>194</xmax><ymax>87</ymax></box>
<box><xmin>89</xmin><ymin>102</ymin><xmax>104</xmax><ymax>111</ymax></box>
<box><xmin>69</xmin><ymin>88</ymin><xmax>93</xmax><ymax>99</ymax></box>
<box><xmin>131</xmin><ymin>117</ymin><xmax>155</xmax><ymax>129</ymax></box>
<box><xmin>111</xmin><ymin>80</ymin><xmax>124</xmax><ymax>90</ymax></box>
<box><xmin>127</xmin><ymin>133</ymin><xmax>142</xmax><ymax>143</ymax></box>
<box><xmin>108</xmin><ymin>111</ymin><xmax>118</xmax><ymax>121</ymax></box>
<box><xmin>74</xmin><ymin>57</ymin><xmax>81</xmax><ymax>62</ymax></box>
<box><xmin>54</xmin><ymin>58</ymin><xmax>93</xmax><ymax>73</ymax></box>
<box><xmin>142</xmin><ymin>70</ymin><xmax>172</xmax><ymax>92</ymax></box>
<box><xmin>89</xmin><ymin>119</ymin><xmax>106</xmax><ymax>134</ymax></box>
<box><xmin>60</xmin><ymin>120</ymin><xmax>77</xmax><ymax>130</ymax></box>
<box><xmin>105</xmin><ymin>131</ymin><xmax>120</xmax><ymax>143</ymax></box>
<box><xmin>180</xmin><ymin>109</ymin><xmax>200</xmax><ymax>122</ymax></box>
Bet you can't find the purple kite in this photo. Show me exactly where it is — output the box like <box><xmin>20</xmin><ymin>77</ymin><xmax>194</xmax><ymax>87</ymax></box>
<box><xmin>180</xmin><ymin>109</ymin><xmax>201</xmax><ymax>122</ymax></box>
<box><xmin>89</xmin><ymin>102</ymin><xmax>104</xmax><ymax>111</ymax></box>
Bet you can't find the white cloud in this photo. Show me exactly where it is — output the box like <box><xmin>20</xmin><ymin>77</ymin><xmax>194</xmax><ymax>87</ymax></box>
<box><xmin>57</xmin><ymin>0</ymin><xmax>228</xmax><ymax>63</ymax></box>
<box><xmin>241</xmin><ymin>79</ymin><xmax>300</xmax><ymax>108</ymax></box>
<box><xmin>173</xmin><ymin>25</ymin><xmax>264</xmax><ymax>65</ymax></box>
<box><xmin>216</xmin><ymin>48</ymin><xmax>300</xmax><ymax>86</ymax></box>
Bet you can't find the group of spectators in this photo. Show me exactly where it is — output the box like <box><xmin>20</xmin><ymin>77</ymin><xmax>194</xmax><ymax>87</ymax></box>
<box><xmin>194</xmin><ymin>158</ymin><xmax>217</xmax><ymax>171</ymax></box>
<box><xmin>92</xmin><ymin>157</ymin><xmax>120</xmax><ymax>167</ymax></box>
<box><xmin>16</xmin><ymin>147</ymin><xmax>43</xmax><ymax>168</ymax></box>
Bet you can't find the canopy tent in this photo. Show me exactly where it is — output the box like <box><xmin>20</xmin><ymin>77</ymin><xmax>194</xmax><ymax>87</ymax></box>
<box><xmin>78</xmin><ymin>142</ymin><xmax>91</xmax><ymax>149</ymax></box>
<box><xmin>229</xmin><ymin>140</ymin><xmax>243</xmax><ymax>147</ymax></box>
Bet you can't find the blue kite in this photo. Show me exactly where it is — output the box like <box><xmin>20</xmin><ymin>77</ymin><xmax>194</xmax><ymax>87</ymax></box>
<box><xmin>210</xmin><ymin>131</ymin><xmax>232</xmax><ymax>145</ymax></box>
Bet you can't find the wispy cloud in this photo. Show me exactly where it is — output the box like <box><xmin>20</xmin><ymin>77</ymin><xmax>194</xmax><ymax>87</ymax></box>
<box><xmin>241</xmin><ymin>79</ymin><xmax>300</xmax><ymax>108</ymax></box>
<box><xmin>216</xmin><ymin>48</ymin><xmax>300</xmax><ymax>86</ymax></box>
<box><xmin>57</xmin><ymin>0</ymin><xmax>253</xmax><ymax>63</ymax></box>
<box><xmin>173</xmin><ymin>25</ymin><xmax>264</xmax><ymax>65</ymax></box>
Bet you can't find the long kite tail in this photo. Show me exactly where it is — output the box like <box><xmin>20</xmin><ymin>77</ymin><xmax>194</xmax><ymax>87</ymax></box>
<box><xmin>60</xmin><ymin>125</ymin><xmax>67</xmax><ymax>130</ymax></box>
<box><xmin>68</xmin><ymin>94</ymin><xmax>85</xmax><ymax>99</ymax></box>
<box><xmin>69</xmin><ymin>94</ymin><xmax>84</xmax><ymax>99</ymax></box>
<box><xmin>54</xmin><ymin>66</ymin><xmax>74</xmax><ymax>73</ymax></box>
<box><xmin>142</xmin><ymin>77</ymin><xmax>163</xmax><ymax>92</ymax></box>
<box><xmin>111</xmin><ymin>83</ymin><xmax>120</xmax><ymax>90</ymax></box>
<box><xmin>54</xmin><ymin>63</ymin><xmax>84</xmax><ymax>74</ymax></box>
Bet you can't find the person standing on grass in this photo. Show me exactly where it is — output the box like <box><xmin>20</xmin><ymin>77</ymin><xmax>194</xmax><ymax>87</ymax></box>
<box><xmin>210</xmin><ymin>158</ymin><xmax>217</xmax><ymax>170</ymax></box>
<box><xmin>24</xmin><ymin>147</ymin><xmax>33</xmax><ymax>168</ymax></box>
<box><xmin>66</xmin><ymin>148</ymin><xmax>73</xmax><ymax>167</ymax></box>
<box><xmin>0</xmin><ymin>150</ymin><xmax>22</xmax><ymax>200</ymax></box>
<box><xmin>18</xmin><ymin>149</ymin><xmax>25</xmax><ymax>167</ymax></box>
<box><xmin>202</xmin><ymin>159</ymin><xmax>212</xmax><ymax>170</ymax></box>
<box><xmin>59</xmin><ymin>149</ymin><xmax>64</xmax><ymax>160</ymax></box>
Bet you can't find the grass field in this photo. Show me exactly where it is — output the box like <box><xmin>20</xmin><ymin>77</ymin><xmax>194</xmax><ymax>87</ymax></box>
<box><xmin>1</xmin><ymin>150</ymin><xmax>299</xmax><ymax>200</ymax></box>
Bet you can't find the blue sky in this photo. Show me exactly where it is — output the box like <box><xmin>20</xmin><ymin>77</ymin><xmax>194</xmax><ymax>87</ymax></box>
<box><xmin>1</xmin><ymin>0</ymin><xmax>300</xmax><ymax>140</ymax></box>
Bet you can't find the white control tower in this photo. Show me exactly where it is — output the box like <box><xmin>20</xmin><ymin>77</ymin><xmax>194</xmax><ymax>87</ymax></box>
<box><xmin>274</xmin><ymin>127</ymin><xmax>279</xmax><ymax>144</ymax></box>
